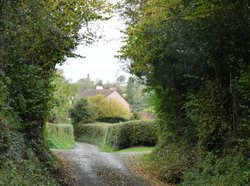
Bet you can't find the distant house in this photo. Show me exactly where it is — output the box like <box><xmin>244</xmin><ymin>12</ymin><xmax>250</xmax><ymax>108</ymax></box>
<box><xmin>77</xmin><ymin>87</ymin><xmax>130</xmax><ymax>111</ymax></box>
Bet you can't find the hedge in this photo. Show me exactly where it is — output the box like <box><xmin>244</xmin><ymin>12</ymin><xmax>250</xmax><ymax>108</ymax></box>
<box><xmin>105</xmin><ymin>120</ymin><xmax>158</xmax><ymax>150</ymax></box>
<box><xmin>74</xmin><ymin>122</ymin><xmax>112</xmax><ymax>148</ymax></box>
<box><xmin>43</xmin><ymin>123</ymin><xmax>75</xmax><ymax>149</ymax></box>
<box><xmin>74</xmin><ymin>120</ymin><xmax>158</xmax><ymax>151</ymax></box>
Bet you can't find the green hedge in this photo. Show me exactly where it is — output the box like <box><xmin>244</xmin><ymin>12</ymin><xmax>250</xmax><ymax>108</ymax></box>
<box><xmin>75</xmin><ymin>122</ymin><xmax>112</xmax><ymax>149</ymax></box>
<box><xmin>43</xmin><ymin>123</ymin><xmax>75</xmax><ymax>149</ymax></box>
<box><xmin>75</xmin><ymin>120</ymin><xmax>158</xmax><ymax>151</ymax></box>
<box><xmin>105</xmin><ymin>120</ymin><xmax>158</xmax><ymax>150</ymax></box>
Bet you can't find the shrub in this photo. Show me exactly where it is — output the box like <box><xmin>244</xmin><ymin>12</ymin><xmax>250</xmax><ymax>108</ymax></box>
<box><xmin>75</xmin><ymin>122</ymin><xmax>111</xmax><ymax>142</ymax></box>
<box><xmin>43</xmin><ymin>123</ymin><xmax>75</xmax><ymax>149</ymax></box>
<box><xmin>105</xmin><ymin>120</ymin><xmax>158</xmax><ymax>150</ymax></box>
<box><xmin>0</xmin><ymin>119</ymin><xmax>9</xmax><ymax>154</ymax></box>
<box><xmin>87</xmin><ymin>95</ymin><xmax>132</xmax><ymax>122</ymax></box>
<box><xmin>74</xmin><ymin>120</ymin><xmax>158</xmax><ymax>151</ymax></box>
<box><xmin>0</xmin><ymin>131</ymin><xmax>60</xmax><ymax>186</ymax></box>
<box><xmin>69</xmin><ymin>99</ymin><xmax>93</xmax><ymax>124</ymax></box>
<box><xmin>182</xmin><ymin>153</ymin><xmax>250</xmax><ymax>186</ymax></box>
<box><xmin>148</xmin><ymin>142</ymin><xmax>198</xmax><ymax>184</ymax></box>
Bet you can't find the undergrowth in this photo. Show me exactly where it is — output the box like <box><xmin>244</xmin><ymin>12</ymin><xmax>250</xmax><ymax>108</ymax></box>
<box><xmin>181</xmin><ymin>153</ymin><xmax>250</xmax><ymax>186</ymax></box>
<box><xmin>0</xmin><ymin>131</ymin><xmax>60</xmax><ymax>185</ymax></box>
<box><xmin>140</xmin><ymin>143</ymin><xmax>250</xmax><ymax>186</ymax></box>
<box><xmin>43</xmin><ymin>123</ymin><xmax>75</xmax><ymax>149</ymax></box>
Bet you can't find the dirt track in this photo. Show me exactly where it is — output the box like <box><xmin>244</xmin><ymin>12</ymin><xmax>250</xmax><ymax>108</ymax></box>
<box><xmin>52</xmin><ymin>142</ymin><xmax>150</xmax><ymax>186</ymax></box>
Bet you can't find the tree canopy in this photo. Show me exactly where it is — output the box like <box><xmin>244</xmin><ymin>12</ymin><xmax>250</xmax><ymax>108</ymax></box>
<box><xmin>0</xmin><ymin>0</ymin><xmax>111</xmax><ymax>149</ymax></box>
<box><xmin>118</xmin><ymin>0</ymin><xmax>250</xmax><ymax>184</ymax></box>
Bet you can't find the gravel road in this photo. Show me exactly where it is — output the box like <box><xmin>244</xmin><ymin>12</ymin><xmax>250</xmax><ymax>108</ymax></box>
<box><xmin>52</xmin><ymin>142</ymin><xmax>150</xmax><ymax>186</ymax></box>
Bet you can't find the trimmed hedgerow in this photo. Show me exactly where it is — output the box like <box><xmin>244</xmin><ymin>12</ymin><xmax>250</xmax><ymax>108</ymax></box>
<box><xmin>43</xmin><ymin>123</ymin><xmax>75</xmax><ymax>149</ymax></box>
<box><xmin>74</xmin><ymin>122</ymin><xmax>113</xmax><ymax>151</ymax></box>
<box><xmin>74</xmin><ymin>120</ymin><xmax>158</xmax><ymax>151</ymax></box>
<box><xmin>105</xmin><ymin>120</ymin><xmax>158</xmax><ymax>150</ymax></box>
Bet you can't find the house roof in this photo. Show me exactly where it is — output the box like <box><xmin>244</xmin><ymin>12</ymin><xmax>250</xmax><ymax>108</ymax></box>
<box><xmin>77</xmin><ymin>89</ymin><xmax>115</xmax><ymax>99</ymax></box>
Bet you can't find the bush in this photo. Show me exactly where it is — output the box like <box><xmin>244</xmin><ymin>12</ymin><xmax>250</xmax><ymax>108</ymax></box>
<box><xmin>75</xmin><ymin>123</ymin><xmax>111</xmax><ymax>142</ymax></box>
<box><xmin>182</xmin><ymin>153</ymin><xmax>250</xmax><ymax>186</ymax></box>
<box><xmin>0</xmin><ymin>131</ymin><xmax>60</xmax><ymax>186</ymax></box>
<box><xmin>87</xmin><ymin>95</ymin><xmax>132</xmax><ymax>122</ymax></box>
<box><xmin>74</xmin><ymin>120</ymin><xmax>158</xmax><ymax>151</ymax></box>
<box><xmin>70</xmin><ymin>96</ymin><xmax>132</xmax><ymax>124</ymax></box>
<box><xmin>147</xmin><ymin>142</ymin><xmax>198</xmax><ymax>184</ymax></box>
<box><xmin>69</xmin><ymin>99</ymin><xmax>93</xmax><ymax>124</ymax></box>
<box><xmin>43</xmin><ymin>123</ymin><xmax>75</xmax><ymax>149</ymax></box>
<box><xmin>0</xmin><ymin>119</ymin><xmax>9</xmax><ymax>154</ymax></box>
<box><xmin>105</xmin><ymin>120</ymin><xmax>158</xmax><ymax>150</ymax></box>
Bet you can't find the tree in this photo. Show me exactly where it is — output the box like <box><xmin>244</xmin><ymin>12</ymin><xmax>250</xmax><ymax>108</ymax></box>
<box><xmin>95</xmin><ymin>79</ymin><xmax>104</xmax><ymax>86</ymax></box>
<box><xmin>126</xmin><ymin>77</ymin><xmax>151</xmax><ymax>112</ymax></box>
<box><xmin>69</xmin><ymin>99</ymin><xmax>93</xmax><ymax>124</ymax></box>
<box><xmin>51</xmin><ymin>70</ymin><xmax>78</xmax><ymax>123</ymax></box>
<box><xmin>119</xmin><ymin>0</ymin><xmax>250</xmax><ymax>184</ymax></box>
<box><xmin>88</xmin><ymin>95</ymin><xmax>132</xmax><ymax>122</ymax></box>
<box><xmin>0</xmin><ymin>0</ymin><xmax>111</xmax><ymax>151</ymax></box>
<box><xmin>116</xmin><ymin>75</ymin><xmax>126</xmax><ymax>83</ymax></box>
<box><xmin>77</xmin><ymin>77</ymin><xmax>95</xmax><ymax>98</ymax></box>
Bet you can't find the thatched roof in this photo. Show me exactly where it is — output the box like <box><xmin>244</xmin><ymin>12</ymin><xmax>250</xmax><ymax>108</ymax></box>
<box><xmin>77</xmin><ymin>89</ymin><xmax>115</xmax><ymax>99</ymax></box>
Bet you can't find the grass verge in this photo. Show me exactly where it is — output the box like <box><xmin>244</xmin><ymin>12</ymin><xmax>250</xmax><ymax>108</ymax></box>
<box><xmin>116</xmin><ymin>147</ymin><xmax>154</xmax><ymax>153</ymax></box>
<box><xmin>44</xmin><ymin>123</ymin><xmax>75</xmax><ymax>149</ymax></box>
<box><xmin>119</xmin><ymin>152</ymin><xmax>171</xmax><ymax>186</ymax></box>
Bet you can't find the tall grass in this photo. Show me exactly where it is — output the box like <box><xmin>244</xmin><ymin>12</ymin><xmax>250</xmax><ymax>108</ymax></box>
<box><xmin>43</xmin><ymin>123</ymin><xmax>75</xmax><ymax>149</ymax></box>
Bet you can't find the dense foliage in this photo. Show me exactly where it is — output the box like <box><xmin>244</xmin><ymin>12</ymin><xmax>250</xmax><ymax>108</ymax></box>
<box><xmin>70</xmin><ymin>95</ymin><xmax>132</xmax><ymax>124</ymax></box>
<box><xmin>126</xmin><ymin>77</ymin><xmax>152</xmax><ymax>113</ymax></box>
<box><xmin>75</xmin><ymin>122</ymin><xmax>112</xmax><ymax>150</ymax></box>
<box><xmin>0</xmin><ymin>132</ymin><xmax>62</xmax><ymax>185</ymax></box>
<box><xmin>1</xmin><ymin>0</ymin><xmax>110</xmax><ymax>133</ymax></box>
<box><xmin>105</xmin><ymin>120</ymin><xmax>158</xmax><ymax>150</ymax></box>
<box><xmin>69</xmin><ymin>99</ymin><xmax>94</xmax><ymax>124</ymax></box>
<box><xmin>43</xmin><ymin>123</ymin><xmax>75</xmax><ymax>149</ymax></box>
<box><xmin>119</xmin><ymin>0</ymin><xmax>250</xmax><ymax>184</ymax></box>
<box><xmin>51</xmin><ymin>70</ymin><xmax>78</xmax><ymax>123</ymax></box>
<box><xmin>88</xmin><ymin>95</ymin><xmax>132</xmax><ymax>122</ymax></box>
<box><xmin>0</xmin><ymin>0</ymin><xmax>110</xmax><ymax>184</ymax></box>
<box><xmin>77</xmin><ymin>77</ymin><xmax>95</xmax><ymax>96</ymax></box>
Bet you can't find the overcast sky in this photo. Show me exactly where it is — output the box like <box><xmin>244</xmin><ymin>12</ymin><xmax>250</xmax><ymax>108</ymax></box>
<box><xmin>57</xmin><ymin>2</ymin><xmax>129</xmax><ymax>83</ymax></box>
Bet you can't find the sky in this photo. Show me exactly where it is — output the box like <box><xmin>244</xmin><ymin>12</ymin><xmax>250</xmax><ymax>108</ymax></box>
<box><xmin>56</xmin><ymin>2</ymin><xmax>129</xmax><ymax>83</ymax></box>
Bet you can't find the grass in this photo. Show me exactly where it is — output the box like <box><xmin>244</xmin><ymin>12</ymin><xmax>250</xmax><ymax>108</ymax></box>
<box><xmin>116</xmin><ymin>147</ymin><xmax>154</xmax><ymax>153</ymax></box>
<box><xmin>44</xmin><ymin>123</ymin><xmax>75</xmax><ymax>149</ymax></box>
